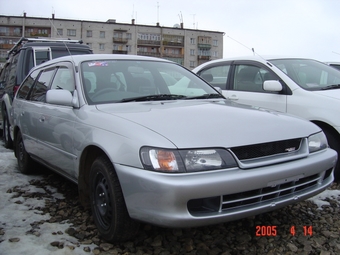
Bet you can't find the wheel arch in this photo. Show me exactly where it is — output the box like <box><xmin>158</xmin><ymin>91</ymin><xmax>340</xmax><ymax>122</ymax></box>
<box><xmin>78</xmin><ymin>145</ymin><xmax>110</xmax><ymax>208</ymax></box>
<box><xmin>311</xmin><ymin>120</ymin><xmax>340</xmax><ymax>142</ymax></box>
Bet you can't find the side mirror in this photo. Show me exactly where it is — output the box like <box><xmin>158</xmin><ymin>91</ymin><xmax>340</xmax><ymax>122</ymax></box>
<box><xmin>263</xmin><ymin>80</ymin><xmax>283</xmax><ymax>92</ymax></box>
<box><xmin>46</xmin><ymin>89</ymin><xmax>73</xmax><ymax>106</ymax></box>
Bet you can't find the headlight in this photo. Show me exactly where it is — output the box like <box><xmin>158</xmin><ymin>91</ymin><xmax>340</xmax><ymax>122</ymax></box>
<box><xmin>140</xmin><ymin>147</ymin><xmax>237</xmax><ymax>173</ymax></box>
<box><xmin>308</xmin><ymin>132</ymin><xmax>328</xmax><ymax>153</ymax></box>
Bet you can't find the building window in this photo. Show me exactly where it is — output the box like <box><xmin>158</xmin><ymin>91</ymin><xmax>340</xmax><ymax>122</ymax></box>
<box><xmin>126</xmin><ymin>45</ymin><xmax>131</xmax><ymax>52</ymax></box>
<box><xmin>100</xmin><ymin>31</ymin><xmax>105</xmax><ymax>38</ymax></box>
<box><xmin>212</xmin><ymin>51</ymin><xmax>219</xmax><ymax>57</ymax></box>
<box><xmin>213</xmin><ymin>40</ymin><xmax>218</xmax><ymax>46</ymax></box>
<box><xmin>99</xmin><ymin>43</ymin><xmax>105</xmax><ymax>50</ymax></box>
<box><xmin>190</xmin><ymin>61</ymin><xmax>195</xmax><ymax>67</ymax></box>
<box><xmin>67</xmin><ymin>29</ymin><xmax>76</xmax><ymax>37</ymax></box>
<box><xmin>38</xmin><ymin>29</ymin><xmax>48</xmax><ymax>35</ymax></box>
<box><xmin>190</xmin><ymin>38</ymin><xmax>196</xmax><ymax>44</ymax></box>
<box><xmin>0</xmin><ymin>27</ymin><xmax>10</xmax><ymax>36</ymax></box>
<box><xmin>126</xmin><ymin>33</ymin><xmax>132</xmax><ymax>39</ymax></box>
<box><xmin>87</xmin><ymin>30</ymin><xmax>92</xmax><ymax>37</ymax></box>
<box><xmin>57</xmin><ymin>29</ymin><xmax>63</xmax><ymax>36</ymax></box>
<box><xmin>13</xmin><ymin>28</ymin><xmax>21</xmax><ymax>36</ymax></box>
<box><xmin>190</xmin><ymin>49</ymin><xmax>195</xmax><ymax>56</ymax></box>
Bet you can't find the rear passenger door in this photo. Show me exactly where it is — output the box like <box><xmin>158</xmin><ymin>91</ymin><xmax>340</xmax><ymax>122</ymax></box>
<box><xmin>38</xmin><ymin>62</ymin><xmax>77</xmax><ymax>177</ymax></box>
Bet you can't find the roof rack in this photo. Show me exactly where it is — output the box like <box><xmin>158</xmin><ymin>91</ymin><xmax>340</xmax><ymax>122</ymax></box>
<box><xmin>7</xmin><ymin>37</ymin><xmax>84</xmax><ymax>56</ymax></box>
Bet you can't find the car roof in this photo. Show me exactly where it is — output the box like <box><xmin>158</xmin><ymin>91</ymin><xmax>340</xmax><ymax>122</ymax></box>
<box><xmin>193</xmin><ymin>55</ymin><xmax>324</xmax><ymax>71</ymax></box>
<box><xmin>32</xmin><ymin>54</ymin><xmax>173</xmax><ymax>69</ymax></box>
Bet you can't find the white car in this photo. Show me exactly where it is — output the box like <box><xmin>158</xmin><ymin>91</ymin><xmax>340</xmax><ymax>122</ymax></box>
<box><xmin>193</xmin><ymin>56</ymin><xmax>340</xmax><ymax>181</ymax></box>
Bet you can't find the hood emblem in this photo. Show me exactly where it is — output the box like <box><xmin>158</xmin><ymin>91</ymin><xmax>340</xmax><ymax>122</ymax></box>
<box><xmin>285</xmin><ymin>147</ymin><xmax>296</xmax><ymax>152</ymax></box>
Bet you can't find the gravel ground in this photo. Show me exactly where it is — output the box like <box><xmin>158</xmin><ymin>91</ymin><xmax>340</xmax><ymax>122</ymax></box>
<box><xmin>2</xmin><ymin>168</ymin><xmax>340</xmax><ymax>255</ymax></box>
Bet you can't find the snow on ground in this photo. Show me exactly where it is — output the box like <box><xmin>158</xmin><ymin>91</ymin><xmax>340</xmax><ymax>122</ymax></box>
<box><xmin>0</xmin><ymin>141</ymin><xmax>96</xmax><ymax>255</ymax></box>
<box><xmin>0</xmin><ymin>140</ymin><xmax>339</xmax><ymax>254</ymax></box>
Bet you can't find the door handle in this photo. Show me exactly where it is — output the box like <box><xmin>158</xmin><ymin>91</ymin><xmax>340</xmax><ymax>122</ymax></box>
<box><xmin>39</xmin><ymin>116</ymin><xmax>45</xmax><ymax>122</ymax></box>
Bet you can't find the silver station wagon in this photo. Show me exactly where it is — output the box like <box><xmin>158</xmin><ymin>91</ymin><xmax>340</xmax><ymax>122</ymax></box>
<box><xmin>11</xmin><ymin>54</ymin><xmax>337</xmax><ymax>242</ymax></box>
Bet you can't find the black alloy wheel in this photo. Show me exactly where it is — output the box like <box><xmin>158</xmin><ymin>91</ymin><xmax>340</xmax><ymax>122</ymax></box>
<box><xmin>16</xmin><ymin>131</ymin><xmax>34</xmax><ymax>174</ymax></box>
<box><xmin>89</xmin><ymin>156</ymin><xmax>139</xmax><ymax>242</ymax></box>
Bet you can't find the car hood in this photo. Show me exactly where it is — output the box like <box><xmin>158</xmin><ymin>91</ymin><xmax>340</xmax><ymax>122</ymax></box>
<box><xmin>96</xmin><ymin>100</ymin><xmax>319</xmax><ymax>148</ymax></box>
<box><xmin>313</xmin><ymin>89</ymin><xmax>340</xmax><ymax>100</ymax></box>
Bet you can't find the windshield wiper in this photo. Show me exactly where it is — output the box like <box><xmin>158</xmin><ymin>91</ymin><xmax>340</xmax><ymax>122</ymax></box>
<box><xmin>321</xmin><ymin>84</ymin><xmax>340</xmax><ymax>90</ymax></box>
<box><xmin>121</xmin><ymin>94</ymin><xmax>187</xmax><ymax>102</ymax></box>
<box><xmin>186</xmin><ymin>93</ymin><xmax>224</xmax><ymax>100</ymax></box>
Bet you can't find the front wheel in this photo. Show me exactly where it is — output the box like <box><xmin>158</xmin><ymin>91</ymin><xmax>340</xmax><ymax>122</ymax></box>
<box><xmin>3</xmin><ymin>110</ymin><xmax>13</xmax><ymax>149</ymax></box>
<box><xmin>89</xmin><ymin>156</ymin><xmax>139</xmax><ymax>242</ymax></box>
<box><xmin>16</xmin><ymin>131</ymin><xmax>34</xmax><ymax>174</ymax></box>
<box><xmin>324</xmin><ymin>129</ymin><xmax>340</xmax><ymax>182</ymax></box>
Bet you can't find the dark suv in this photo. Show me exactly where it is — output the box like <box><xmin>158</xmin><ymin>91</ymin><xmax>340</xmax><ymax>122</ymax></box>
<box><xmin>0</xmin><ymin>37</ymin><xmax>92</xmax><ymax>148</ymax></box>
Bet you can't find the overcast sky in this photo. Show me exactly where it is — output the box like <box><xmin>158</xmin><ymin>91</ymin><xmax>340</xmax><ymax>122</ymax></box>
<box><xmin>1</xmin><ymin>0</ymin><xmax>340</xmax><ymax>61</ymax></box>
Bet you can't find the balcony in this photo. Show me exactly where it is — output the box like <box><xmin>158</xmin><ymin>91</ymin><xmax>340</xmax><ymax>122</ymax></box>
<box><xmin>0</xmin><ymin>43</ymin><xmax>14</xmax><ymax>49</ymax></box>
<box><xmin>113</xmin><ymin>37</ymin><xmax>128</xmax><ymax>44</ymax></box>
<box><xmin>0</xmin><ymin>32</ymin><xmax>22</xmax><ymax>37</ymax></box>
<box><xmin>137</xmin><ymin>51</ymin><xmax>161</xmax><ymax>57</ymax></box>
<box><xmin>197</xmin><ymin>55</ymin><xmax>211</xmax><ymax>60</ymax></box>
<box><xmin>162</xmin><ymin>41</ymin><xmax>184</xmax><ymax>47</ymax></box>
<box><xmin>24</xmin><ymin>32</ymin><xmax>50</xmax><ymax>37</ymax></box>
<box><xmin>137</xmin><ymin>40</ymin><xmax>161</xmax><ymax>46</ymax></box>
<box><xmin>198</xmin><ymin>43</ymin><xmax>211</xmax><ymax>49</ymax></box>
<box><xmin>112</xmin><ymin>50</ymin><xmax>128</xmax><ymax>54</ymax></box>
<box><xmin>163</xmin><ymin>53</ymin><xmax>183</xmax><ymax>58</ymax></box>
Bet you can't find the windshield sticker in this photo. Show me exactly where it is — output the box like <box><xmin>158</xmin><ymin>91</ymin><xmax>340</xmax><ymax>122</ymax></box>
<box><xmin>88</xmin><ymin>61</ymin><xmax>109</xmax><ymax>67</ymax></box>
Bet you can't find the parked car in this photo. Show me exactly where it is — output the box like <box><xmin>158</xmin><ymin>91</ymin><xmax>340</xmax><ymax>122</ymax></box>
<box><xmin>11</xmin><ymin>54</ymin><xmax>337</xmax><ymax>242</ymax></box>
<box><xmin>193</xmin><ymin>56</ymin><xmax>340</xmax><ymax>181</ymax></box>
<box><xmin>0</xmin><ymin>37</ymin><xmax>92</xmax><ymax>148</ymax></box>
<box><xmin>325</xmin><ymin>62</ymin><xmax>340</xmax><ymax>71</ymax></box>
<box><xmin>0</xmin><ymin>61</ymin><xmax>9</xmax><ymax>136</ymax></box>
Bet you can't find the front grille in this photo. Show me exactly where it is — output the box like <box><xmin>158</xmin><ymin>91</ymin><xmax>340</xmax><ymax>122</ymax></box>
<box><xmin>230</xmin><ymin>138</ymin><xmax>302</xmax><ymax>160</ymax></box>
<box><xmin>221</xmin><ymin>173</ymin><xmax>319</xmax><ymax>211</ymax></box>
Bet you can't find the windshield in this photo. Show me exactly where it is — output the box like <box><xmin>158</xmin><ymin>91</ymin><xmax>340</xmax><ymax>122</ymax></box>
<box><xmin>80</xmin><ymin>60</ymin><xmax>221</xmax><ymax>104</ymax></box>
<box><xmin>270</xmin><ymin>58</ymin><xmax>340</xmax><ymax>91</ymax></box>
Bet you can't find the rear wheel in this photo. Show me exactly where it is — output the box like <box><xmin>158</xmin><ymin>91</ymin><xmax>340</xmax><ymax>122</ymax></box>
<box><xmin>16</xmin><ymin>131</ymin><xmax>34</xmax><ymax>174</ymax></box>
<box><xmin>89</xmin><ymin>155</ymin><xmax>139</xmax><ymax>242</ymax></box>
<box><xmin>3</xmin><ymin>110</ymin><xmax>13</xmax><ymax>149</ymax></box>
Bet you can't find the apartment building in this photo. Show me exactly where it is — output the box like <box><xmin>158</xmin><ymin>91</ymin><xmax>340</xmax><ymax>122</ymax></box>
<box><xmin>0</xmin><ymin>13</ymin><xmax>224</xmax><ymax>69</ymax></box>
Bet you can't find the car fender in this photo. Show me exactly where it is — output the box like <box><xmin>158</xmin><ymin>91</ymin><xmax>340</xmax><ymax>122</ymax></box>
<box><xmin>2</xmin><ymin>93</ymin><xmax>14</xmax><ymax>140</ymax></box>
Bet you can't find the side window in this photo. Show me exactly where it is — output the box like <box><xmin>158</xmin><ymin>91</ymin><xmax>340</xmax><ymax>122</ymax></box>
<box><xmin>7</xmin><ymin>54</ymin><xmax>19</xmax><ymax>88</ymax></box>
<box><xmin>0</xmin><ymin>63</ymin><xmax>9</xmax><ymax>89</ymax></box>
<box><xmin>16</xmin><ymin>70</ymin><xmax>40</xmax><ymax>99</ymax></box>
<box><xmin>233</xmin><ymin>65</ymin><xmax>278</xmax><ymax>93</ymax></box>
<box><xmin>198</xmin><ymin>65</ymin><xmax>230</xmax><ymax>89</ymax></box>
<box><xmin>50</xmin><ymin>66</ymin><xmax>75</xmax><ymax>92</ymax></box>
<box><xmin>30</xmin><ymin>68</ymin><xmax>55</xmax><ymax>102</ymax></box>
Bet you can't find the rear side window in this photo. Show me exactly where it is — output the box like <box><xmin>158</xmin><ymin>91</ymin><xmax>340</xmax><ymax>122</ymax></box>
<box><xmin>16</xmin><ymin>69</ymin><xmax>40</xmax><ymax>99</ymax></box>
<box><xmin>7</xmin><ymin>54</ymin><xmax>19</xmax><ymax>89</ymax></box>
<box><xmin>30</xmin><ymin>68</ymin><xmax>55</xmax><ymax>102</ymax></box>
<box><xmin>198</xmin><ymin>65</ymin><xmax>230</xmax><ymax>89</ymax></box>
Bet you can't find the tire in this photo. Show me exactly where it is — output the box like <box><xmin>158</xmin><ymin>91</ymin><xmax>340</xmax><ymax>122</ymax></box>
<box><xmin>16</xmin><ymin>131</ymin><xmax>34</xmax><ymax>174</ymax></box>
<box><xmin>90</xmin><ymin>156</ymin><xmax>139</xmax><ymax>242</ymax></box>
<box><xmin>3</xmin><ymin>110</ymin><xmax>13</xmax><ymax>149</ymax></box>
<box><xmin>324</xmin><ymin>129</ymin><xmax>340</xmax><ymax>182</ymax></box>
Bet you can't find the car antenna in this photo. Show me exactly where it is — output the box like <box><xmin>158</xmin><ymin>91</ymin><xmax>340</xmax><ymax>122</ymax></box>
<box><xmin>48</xmin><ymin>17</ymin><xmax>75</xmax><ymax>58</ymax></box>
<box><xmin>226</xmin><ymin>35</ymin><xmax>265</xmax><ymax>59</ymax></box>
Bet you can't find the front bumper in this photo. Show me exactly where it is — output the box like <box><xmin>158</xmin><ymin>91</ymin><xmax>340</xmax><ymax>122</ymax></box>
<box><xmin>115</xmin><ymin>148</ymin><xmax>337</xmax><ymax>228</ymax></box>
